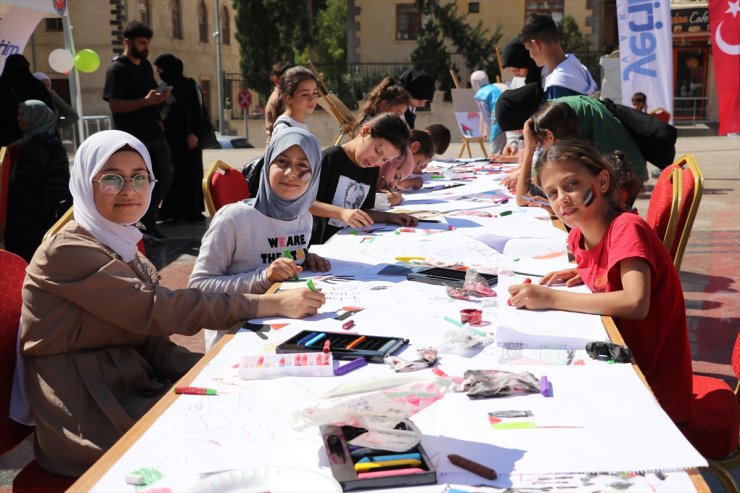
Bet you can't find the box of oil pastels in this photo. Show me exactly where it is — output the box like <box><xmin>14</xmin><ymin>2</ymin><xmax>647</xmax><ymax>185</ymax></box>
<box><xmin>276</xmin><ymin>330</ymin><xmax>409</xmax><ymax>363</ymax></box>
<box><xmin>320</xmin><ymin>423</ymin><xmax>437</xmax><ymax>490</ymax></box>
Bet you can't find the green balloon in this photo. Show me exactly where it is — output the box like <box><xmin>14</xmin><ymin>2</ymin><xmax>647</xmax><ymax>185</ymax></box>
<box><xmin>74</xmin><ymin>49</ymin><xmax>100</xmax><ymax>73</ymax></box>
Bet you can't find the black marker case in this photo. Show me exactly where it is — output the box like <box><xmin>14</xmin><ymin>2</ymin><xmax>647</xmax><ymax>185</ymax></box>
<box><xmin>276</xmin><ymin>330</ymin><xmax>409</xmax><ymax>363</ymax></box>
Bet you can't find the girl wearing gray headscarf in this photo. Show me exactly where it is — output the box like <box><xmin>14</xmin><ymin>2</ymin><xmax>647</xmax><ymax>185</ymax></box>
<box><xmin>17</xmin><ymin>130</ymin><xmax>325</xmax><ymax>475</ymax></box>
<box><xmin>4</xmin><ymin>100</ymin><xmax>71</xmax><ymax>261</ymax></box>
<box><xmin>189</xmin><ymin>127</ymin><xmax>330</xmax><ymax>349</ymax></box>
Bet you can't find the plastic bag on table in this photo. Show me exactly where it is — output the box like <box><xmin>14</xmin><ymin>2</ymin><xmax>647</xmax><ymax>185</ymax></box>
<box><xmin>440</xmin><ymin>324</ymin><xmax>495</xmax><ymax>354</ymax></box>
<box><xmin>446</xmin><ymin>269</ymin><xmax>498</xmax><ymax>300</ymax></box>
<box><xmin>460</xmin><ymin>369</ymin><xmax>540</xmax><ymax>398</ymax></box>
<box><xmin>293</xmin><ymin>374</ymin><xmax>454</xmax><ymax>451</ymax></box>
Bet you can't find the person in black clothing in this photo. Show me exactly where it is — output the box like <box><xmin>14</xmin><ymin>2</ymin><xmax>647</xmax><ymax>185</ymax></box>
<box><xmin>0</xmin><ymin>54</ymin><xmax>54</xmax><ymax>146</ymax></box>
<box><xmin>501</xmin><ymin>37</ymin><xmax>542</xmax><ymax>86</ymax></box>
<box><xmin>154</xmin><ymin>54</ymin><xmax>205</xmax><ymax>223</ymax></box>
<box><xmin>102</xmin><ymin>20</ymin><xmax>171</xmax><ymax>240</ymax></box>
<box><xmin>4</xmin><ymin>100</ymin><xmax>71</xmax><ymax>261</ymax></box>
<box><xmin>398</xmin><ymin>69</ymin><xmax>435</xmax><ymax>129</ymax></box>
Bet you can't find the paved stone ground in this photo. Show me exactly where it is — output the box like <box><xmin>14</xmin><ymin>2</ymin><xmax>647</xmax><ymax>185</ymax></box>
<box><xmin>1</xmin><ymin>132</ymin><xmax>738</xmax><ymax>490</ymax></box>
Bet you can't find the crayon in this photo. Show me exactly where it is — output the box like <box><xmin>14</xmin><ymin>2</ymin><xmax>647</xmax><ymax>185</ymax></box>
<box><xmin>355</xmin><ymin>459</ymin><xmax>423</xmax><ymax>472</ymax></box>
<box><xmin>334</xmin><ymin>357</ymin><xmax>367</xmax><ymax>376</ymax></box>
<box><xmin>447</xmin><ymin>454</ymin><xmax>497</xmax><ymax>480</ymax></box>
<box><xmin>357</xmin><ymin>468</ymin><xmax>426</xmax><ymax>479</ymax></box>
<box><xmin>323</xmin><ymin>339</ymin><xmax>331</xmax><ymax>353</ymax></box>
<box><xmin>357</xmin><ymin>453</ymin><xmax>422</xmax><ymax>463</ymax></box>
<box><xmin>304</xmin><ymin>332</ymin><xmax>326</xmax><ymax>346</ymax></box>
<box><xmin>175</xmin><ymin>386</ymin><xmax>218</xmax><ymax>395</ymax></box>
<box><xmin>282</xmin><ymin>248</ymin><xmax>299</xmax><ymax>280</ymax></box>
<box><xmin>297</xmin><ymin>332</ymin><xmax>318</xmax><ymax>345</ymax></box>
<box><xmin>346</xmin><ymin>335</ymin><xmax>366</xmax><ymax>350</ymax></box>
<box><xmin>540</xmin><ymin>375</ymin><xmax>551</xmax><ymax>397</ymax></box>
<box><xmin>342</xmin><ymin>320</ymin><xmax>355</xmax><ymax>330</ymax></box>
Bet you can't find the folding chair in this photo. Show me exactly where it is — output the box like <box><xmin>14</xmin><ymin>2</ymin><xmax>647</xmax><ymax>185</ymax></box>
<box><xmin>42</xmin><ymin>206</ymin><xmax>146</xmax><ymax>255</ymax></box>
<box><xmin>202</xmin><ymin>160</ymin><xmax>250</xmax><ymax>217</ymax></box>
<box><xmin>646</xmin><ymin>166</ymin><xmax>682</xmax><ymax>252</ymax></box>
<box><xmin>682</xmin><ymin>332</ymin><xmax>740</xmax><ymax>493</ymax></box>
<box><xmin>0</xmin><ymin>250</ymin><xmax>77</xmax><ymax>492</ymax></box>
<box><xmin>671</xmin><ymin>155</ymin><xmax>704</xmax><ymax>271</ymax></box>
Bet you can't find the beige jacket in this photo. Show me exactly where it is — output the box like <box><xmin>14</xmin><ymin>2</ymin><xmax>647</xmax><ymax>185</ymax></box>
<box><xmin>21</xmin><ymin>222</ymin><xmax>258</xmax><ymax>476</ymax></box>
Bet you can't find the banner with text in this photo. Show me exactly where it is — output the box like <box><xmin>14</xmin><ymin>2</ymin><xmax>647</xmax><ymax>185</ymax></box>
<box><xmin>0</xmin><ymin>6</ymin><xmax>46</xmax><ymax>73</ymax></box>
<box><xmin>709</xmin><ymin>0</ymin><xmax>740</xmax><ymax>135</ymax></box>
<box><xmin>617</xmin><ymin>0</ymin><xmax>673</xmax><ymax>119</ymax></box>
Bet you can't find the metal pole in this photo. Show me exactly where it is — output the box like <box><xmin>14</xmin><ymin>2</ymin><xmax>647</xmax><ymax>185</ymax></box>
<box><xmin>62</xmin><ymin>13</ymin><xmax>84</xmax><ymax>147</ymax></box>
<box><xmin>214</xmin><ymin>0</ymin><xmax>225</xmax><ymax>135</ymax></box>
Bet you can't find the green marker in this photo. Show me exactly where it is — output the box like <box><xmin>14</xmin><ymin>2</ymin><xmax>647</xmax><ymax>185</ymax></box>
<box><xmin>499</xmin><ymin>210</ymin><xmax>513</xmax><ymax>217</ymax></box>
<box><xmin>283</xmin><ymin>248</ymin><xmax>299</xmax><ymax>280</ymax></box>
<box><xmin>443</xmin><ymin>316</ymin><xmax>464</xmax><ymax>328</ymax></box>
<box><xmin>306</xmin><ymin>279</ymin><xmax>317</xmax><ymax>292</ymax></box>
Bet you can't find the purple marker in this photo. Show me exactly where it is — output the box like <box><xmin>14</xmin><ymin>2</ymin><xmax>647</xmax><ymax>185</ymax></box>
<box><xmin>540</xmin><ymin>375</ymin><xmax>551</xmax><ymax>397</ymax></box>
<box><xmin>333</xmin><ymin>357</ymin><xmax>367</xmax><ymax>376</ymax></box>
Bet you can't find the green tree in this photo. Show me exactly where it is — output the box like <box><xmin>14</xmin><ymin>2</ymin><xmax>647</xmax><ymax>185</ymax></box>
<box><xmin>233</xmin><ymin>0</ymin><xmax>311</xmax><ymax>99</ymax></box>
<box><xmin>413</xmin><ymin>0</ymin><xmax>502</xmax><ymax>92</ymax></box>
<box><xmin>411</xmin><ymin>17</ymin><xmax>452</xmax><ymax>94</ymax></box>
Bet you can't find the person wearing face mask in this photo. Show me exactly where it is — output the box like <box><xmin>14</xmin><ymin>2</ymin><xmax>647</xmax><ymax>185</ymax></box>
<box><xmin>102</xmin><ymin>20</ymin><xmax>172</xmax><ymax>241</ymax></box>
<box><xmin>153</xmin><ymin>54</ymin><xmax>205</xmax><ymax>224</ymax></box>
<box><xmin>4</xmin><ymin>100</ymin><xmax>71</xmax><ymax>261</ymax></box>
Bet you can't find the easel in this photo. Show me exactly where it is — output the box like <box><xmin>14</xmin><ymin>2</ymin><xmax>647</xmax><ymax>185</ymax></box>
<box><xmin>449</xmin><ymin>74</ymin><xmax>488</xmax><ymax>159</ymax></box>
<box><xmin>310</xmin><ymin>61</ymin><xmax>358</xmax><ymax>146</ymax></box>
<box><xmin>458</xmin><ymin>136</ymin><xmax>488</xmax><ymax>158</ymax></box>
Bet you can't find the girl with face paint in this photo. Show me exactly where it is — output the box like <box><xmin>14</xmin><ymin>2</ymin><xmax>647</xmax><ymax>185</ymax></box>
<box><xmin>189</xmin><ymin>127</ymin><xmax>330</xmax><ymax>349</ymax></box>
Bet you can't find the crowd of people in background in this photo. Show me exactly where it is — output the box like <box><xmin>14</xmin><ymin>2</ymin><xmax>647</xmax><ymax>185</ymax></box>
<box><xmin>0</xmin><ymin>11</ymin><xmax>693</xmax><ymax>481</ymax></box>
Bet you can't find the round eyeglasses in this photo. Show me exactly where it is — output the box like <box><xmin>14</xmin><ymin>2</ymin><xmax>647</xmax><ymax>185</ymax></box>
<box><xmin>92</xmin><ymin>174</ymin><xmax>156</xmax><ymax>195</ymax></box>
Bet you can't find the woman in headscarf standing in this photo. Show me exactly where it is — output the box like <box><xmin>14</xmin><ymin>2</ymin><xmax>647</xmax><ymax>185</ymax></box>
<box><xmin>17</xmin><ymin>130</ymin><xmax>325</xmax><ymax>476</ymax></box>
<box><xmin>0</xmin><ymin>54</ymin><xmax>55</xmax><ymax>145</ymax></box>
<box><xmin>4</xmin><ymin>100</ymin><xmax>71</xmax><ymax>261</ymax></box>
<box><xmin>153</xmin><ymin>53</ymin><xmax>205</xmax><ymax>223</ymax></box>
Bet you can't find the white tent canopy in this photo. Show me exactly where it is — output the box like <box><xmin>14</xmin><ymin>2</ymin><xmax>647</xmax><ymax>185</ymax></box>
<box><xmin>0</xmin><ymin>0</ymin><xmax>83</xmax><ymax>139</ymax></box>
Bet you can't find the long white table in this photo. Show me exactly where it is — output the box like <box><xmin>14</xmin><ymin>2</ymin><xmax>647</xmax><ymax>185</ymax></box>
<box><xmin>69</xmin><ymin>162</ymin><xmax>709</xmax><ymax>492</ymax></box>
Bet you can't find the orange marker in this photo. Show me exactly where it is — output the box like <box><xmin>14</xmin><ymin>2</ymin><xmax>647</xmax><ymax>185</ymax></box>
<box><xmin>346</xmin><ymin>335</ymin><xmax>366</xmax><ymax>350</ymax></box>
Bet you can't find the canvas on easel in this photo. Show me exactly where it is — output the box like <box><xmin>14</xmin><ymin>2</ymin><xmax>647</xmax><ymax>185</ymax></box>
<box><xmin>450</xmin><ymin>88</ymin><xmax>488</xmax><ymax>158</ymax></box>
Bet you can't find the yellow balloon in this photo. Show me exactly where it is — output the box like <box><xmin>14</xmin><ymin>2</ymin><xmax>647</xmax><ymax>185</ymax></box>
<box><xmin>74</xmin><ymin>49</ymin><xmax>100</xmax><ymax>73</ymax></box>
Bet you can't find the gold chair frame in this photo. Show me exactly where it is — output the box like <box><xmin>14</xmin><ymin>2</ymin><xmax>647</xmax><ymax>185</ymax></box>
<box><xmin>202</xmin><ymin>160</ymin><xmax>235</xmax><ymax>217</ymax></box>
<box><xmin>43</xmin><ymin>206</ymin><xmax>75</xmax><ymax>242</ymax></box>
<box><xmin>672</xmin><ymin>155</ymin><xmax>704</xmax><ymax>271</ymax></box>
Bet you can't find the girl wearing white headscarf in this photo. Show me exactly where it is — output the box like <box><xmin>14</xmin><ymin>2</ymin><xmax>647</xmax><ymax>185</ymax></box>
<box><xmin>4</xmin><ymin>100</ymin><xmax>71</xmax><ymax>261</ymax></box>
<box><xmin>189</xmin><ymin>127</ymin><xmax>330</xmax><ymax>350</ymax></box>
<box><xmin>19</xmin><ymin>130</ymin><xmax>325</xmax><ymax>477</ymax></box>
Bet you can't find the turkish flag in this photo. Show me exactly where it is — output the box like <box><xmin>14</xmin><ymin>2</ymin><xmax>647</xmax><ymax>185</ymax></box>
<box><xmin>709</xmin><ymin>0</ymin><xmax>740</xmax><ymax>135</ymax></box>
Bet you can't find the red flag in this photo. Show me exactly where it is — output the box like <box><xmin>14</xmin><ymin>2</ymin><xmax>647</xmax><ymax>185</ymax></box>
<box><xmin>709</xmin><ymin>0</ymin><xmax>740</xmax><ymax>135</ymax></box>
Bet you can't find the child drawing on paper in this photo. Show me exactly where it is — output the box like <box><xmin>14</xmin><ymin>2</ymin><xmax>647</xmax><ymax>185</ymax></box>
<box><xmin>507</xmin><ymin>139</ymin><xmax>692</xmax><ymax>425</ymax></box>
<box><xmin>310</xmin><ymin>113</ymin><xmax>419</xmax><ymax>244</ymax></box>
<box><xmin>190</xmin><ymin>127</ymin><xmax>328</xmax><ymax>349</ymax></box>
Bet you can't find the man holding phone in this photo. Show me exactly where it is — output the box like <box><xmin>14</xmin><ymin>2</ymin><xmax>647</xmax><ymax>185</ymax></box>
<box><xmin>103</xmin><ymin>20</ymin><xmax>172</xmax><ymax>241</ymax></box>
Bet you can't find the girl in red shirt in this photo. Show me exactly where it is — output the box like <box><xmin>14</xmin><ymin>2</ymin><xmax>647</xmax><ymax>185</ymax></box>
<box><xmin>508</xmin><ymin>139</ymin><xmax>692</xmax><ymax>425</ymax></box>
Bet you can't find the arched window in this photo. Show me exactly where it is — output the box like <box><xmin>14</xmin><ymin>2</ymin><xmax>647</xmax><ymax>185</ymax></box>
<box><xmin>171</xmin><ymin>0</ymin><xmax>183</xmax><ymax>39</ymax></box>
<box><xmin>222</xmin><ymin>5</ymin><xmax>231</xmax><ymax>46</ymax></box>
<box><xmin>138</xmin><ymin>0</ymin><xmax>150</xmax><ymax>26</ymax></box>
<box><xmin>198</xmin><ymin>0</ymin><xmax>209</xmax><ymax>44</ymax></box>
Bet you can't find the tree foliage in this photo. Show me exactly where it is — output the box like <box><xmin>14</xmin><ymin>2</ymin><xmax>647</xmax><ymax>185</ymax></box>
<box><xmin>411</xmin><ymin>17</ymin><xmax>453</xmax><ymax>93</ymax></box>
<box><xmin>232</xmin><ymin>0</ymin><xmax>348</xmax><ymax>100</ymax></box>
<box><xmin>413</xmin><ymin>0</ymin><xmax>502</xmax><ymax>92</ymax></box>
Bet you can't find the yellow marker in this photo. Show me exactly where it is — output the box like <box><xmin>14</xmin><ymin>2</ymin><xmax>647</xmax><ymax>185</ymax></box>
<box><xmin>354</xmin><ymin>459</ymin><xmax>423</xmax><ymax>472</ymax></box>
<box><xmin>395</xmin><ymin>256</ymin><xmax>425</xmax><ymax>262</ymax></box>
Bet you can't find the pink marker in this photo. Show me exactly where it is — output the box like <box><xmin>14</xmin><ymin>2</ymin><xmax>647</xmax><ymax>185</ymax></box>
<box><xmin>357</xmin><ymin>468</ymin><xmax>426</xmax><ymax>479</ymax></box>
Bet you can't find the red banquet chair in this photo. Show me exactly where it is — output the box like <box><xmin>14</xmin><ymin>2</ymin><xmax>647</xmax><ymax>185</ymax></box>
<box><xmin>646</xmin><ymin>165</ymin><xmax>682</xmax><ymax>251</ymax></box>
<box><xmin>682</xmin><ymin>332</ymin><xmax>740</xmax><ymax>493</ymax></box>
<box><xmin>202</xmin><ymin>160</ymin><xmax>250</xmax><ymax>216</ymax></box>
<box><xmin>0</xmin><ymin>250</ymin><xmax>76</xmax><ymax>492</ymax></box>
